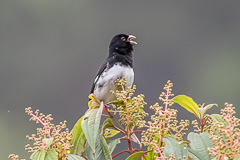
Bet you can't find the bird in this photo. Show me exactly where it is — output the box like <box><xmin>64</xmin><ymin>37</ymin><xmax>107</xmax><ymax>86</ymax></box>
<box><xmin>90</xmin><ymin>34</ymin><xmax>137</xmax><ymax>104</ymax></box>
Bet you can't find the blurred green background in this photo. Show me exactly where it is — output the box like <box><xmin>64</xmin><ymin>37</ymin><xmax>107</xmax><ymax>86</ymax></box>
<box><xmin>1</xmin><ymin>1</ymin><xmax>240</xmax><ymax>159</ymax></box>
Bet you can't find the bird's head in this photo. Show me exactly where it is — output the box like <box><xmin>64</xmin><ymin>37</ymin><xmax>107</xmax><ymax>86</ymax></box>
<box><xmin>109</xmin><ymin>34</ymin><xmax>137</xmax><ymax>55</ymax></box>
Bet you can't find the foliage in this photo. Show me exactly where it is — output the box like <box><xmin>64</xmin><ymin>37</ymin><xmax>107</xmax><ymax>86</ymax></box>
<box><xmin>141</xmin><ymin>81</ymin><xmax>189</xmax><ymax>159</ymax></box>
<box><xmin>9</xmin><ymin>79</ymin><xmax>240</xmax><ymax>160</ymax></box>
<box><xmin>208</xmin><ymin>103</ymin><xmax>240</xmax><ymax>159</ymax></box>
<box><xmin>9</xmin><ymin>108</ymin><xmax>72</xmax><ymax>160</ymax></box>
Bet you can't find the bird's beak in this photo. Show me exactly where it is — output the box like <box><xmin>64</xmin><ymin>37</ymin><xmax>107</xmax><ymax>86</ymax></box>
<box><xmin>127</xmin><ymin>35</ymin><xmax>137</xmax><ymax>45</ymax></box>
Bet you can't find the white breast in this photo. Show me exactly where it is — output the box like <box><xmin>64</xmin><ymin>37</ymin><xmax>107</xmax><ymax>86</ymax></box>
<box><xmin>94</xmin><ymin>63</ymin><xmax>134</xmax><ymax>103</ymax></box>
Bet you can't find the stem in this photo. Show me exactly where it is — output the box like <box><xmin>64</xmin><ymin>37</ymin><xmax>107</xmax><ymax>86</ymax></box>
<box><xmin>141</xmin><ymin>150</ymin><xmax>153</xmax><ymax>160</ymax></box>
<box><xmin>101</xmin><ymin>114</ymin><xmax>109</xmax><ymax>117</ymax></box>
<box><xmin>159</xmin><ymin>84</ymin><xmax>171</xmax><ymax>147</ymax></box>
<box><xmin>203</xmin><ymin>116</ymin><xmax>210</xmax><ymax>126</ymax></box>
<box><xmin>132</xmin><ymin>148</ymin><xmax>140</xmax><ymax>152</ymax></box>
<box><xmin>132</xmin><ymin>130</ymin><xmax>143</xmax><ymax>134</ymax></box>
<box><xmin>200</xmin><ymin>124</ymin><xmax>204</xmax><ymax>133</ymax></box>
<box><xmin>120</xmin><ymin>135</ymin><xmax>134</xmax><ymax>154</ymax></box>
<box><xmin>120</xmin><ymin>137</ymin><xmax>130</xmax><ymax>141</ymax></box>
<box><xmin>104</xmin><ymin>105</ymin><xmax>126</xmax><ymax>134</ymax></box>
<box><xmin>30</xmin><ymin>113</ymin><xmax>47</xmax><ymax>126</ymax></box>
<box><xmin>115</xmin><ymin>138</ymin><xmax>140</xmax><ymax>159</ymax></box>
<box><xmin>81</xmin><ymin>154</ymin><xmax>88</xmax><ymax>160</ymax></box>
<box><xmin>128</xmin><ymin>137</ymin><xmax>133</xmax><ymax>154</ymax></box>
<box><xmin>200</xmin><ymin>116</ymin><xmax>210</xmax><ymax>133</ymax></box>
<box><xmin>29</xmin><ymin>113</ymin><xmax>52</xmax><ymax>137</ymax></box>
<box><xmin>112</xmin><ymin>125</ymin><xmax>125</xmax><ymax>134</ymax></box>
<box><xmin>112</xmin><ymin>150</ymin><xmax>130</xmax><ymax>159</ymax></box>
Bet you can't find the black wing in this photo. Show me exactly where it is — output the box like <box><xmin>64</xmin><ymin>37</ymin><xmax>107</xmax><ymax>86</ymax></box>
<box><xmin>90</xmin><ymin>59</ymin><xmax>108</xmax><ymax>94</ymax></box>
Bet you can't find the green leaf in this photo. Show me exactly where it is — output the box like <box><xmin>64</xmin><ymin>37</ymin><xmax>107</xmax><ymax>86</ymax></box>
<box><xmin>70</xmin><ymin>116</ymin><xmax>86</xmax><ymax>155</ymax></box>
<box><xmin>210</xmin><ymin>114</ymin><xmax>224</xmax><ymax>122</ymax></box>
<box><xmin>85</xmin><ymin>144</ymin><xmax>95</xmax><ymax>160</ymax></box>
<box><xmin>188</xmin><ymin>148</ymin><xmax>206</xmax><ymax>160</ymax></box>
<box><xmin>146</xmin><ymin>145</ymin><xmax>154</xmax><ymax>160</ymax></box>
<box><xmin>187</xmin><ymin>132</ymin><xmax>215</xmax><ymax>160</ymax></box>
<box><xmin>173</xmin><ymin>95</ymin><xmax>200</xmax><ymax>118</ymax></box>
<box><xmin>102</xmin><ymin>119</ymin><xmax>120</xmax><ymax>138</ymax></box>
<box><xmin>126</xmin><ymin>151</ymin><xmax>145</xmax><ymax>160</ymax></box>
<box><xmin>163</xmin><ymin>137</ymin><xmax>188</xmax><ymax>160</ymax></box>
<box><xmin>30</xmin><ymin>149</ymin><xmax>46</xmax><ymax>160</ymax></box>
<box><xmin>66</xmin><ymin>154</ymin><xmax>86</xmax><ymax>160</ymax></box>
<box><xmin>210</xmin><ymin>114</ymin><xmax>228</xmax><ymax>127</ymax></box>
<box><xmin>198</xmin><ymin>104</ymin><xmax>218</xmax><ymax>120</ymax></box>
<box><xmin>102</xmin><ymin>118</ymin><xmax>114</xmax><ymax>131</ymax></box>
<box><xmin>81</xmin><ymin>102</ymin><xmax>104</xmax><ymax>153</ymax></box>
<box><xmin>104</xmin><ymin>128</ymin><xmax>120</xmax><ymax>139</ymax></box>
<box><xmin>45</xmin><ymin>149</ymin><xmax>58</xmax><ymax>160</ymax></box>
<box><xmin>43</xmin><ymin>138</ymin><xmax>53</xmax><ymax>149</ymax></box>
<box><xmin>85</xmin><ymin>135</ymin><xmax>112</xmax><ymax>160</ymax></box>
<box><xmin>99</xmin><ymin>135</ymin><xmax>112</xmax><ymax>160</ymax></box>
<box><xmin>107</xmin><ymin>139</ymin><xmax>120</xmax><ymax>154</ymax></box>
<box><xmin>108</xmin><ymin>100</ymin><xmax>124</xmax><ymax>106</ymax></box>
<box><xmin>179</xmin><ymin>141</ymin><xmax>188</xmax><ymax>146</ymax></box>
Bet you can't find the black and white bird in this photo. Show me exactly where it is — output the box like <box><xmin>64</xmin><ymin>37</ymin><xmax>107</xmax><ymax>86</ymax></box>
<box><xmin>90</xmin><ymin>34</ymin><xmax>137</xmax><ymax>103</ymax></box>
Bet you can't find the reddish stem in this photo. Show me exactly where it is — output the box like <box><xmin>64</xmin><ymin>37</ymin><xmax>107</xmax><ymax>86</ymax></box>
<box><xmin>112</xmin><ymin>150</ymin><xmax>130</xmax><ymax>159</ymax></box>
<box><xmin>112</xmin><ymin>125</ymin><xmax>125</xmax><ymax>134</ymax></box>
<box><xmin>101</xmin><ymin>114</ymin><xmax>109</xmax><ymax>117</ymax></box>
<box><xmin>30</xmin><ymin>113</ymin><xmax>46</xmax><ymax>126</ymax></box>
<box><xmin>132</xmin><ymin>130</ymin><xmax>143</xmax><ymax>134</ymax></box>
<box><xmin>112</xmin><ymin>148</ymin><xmax>140</xmax><ymax>159</ymax></box>
<box><xmin>197</xmin><ymin>117</ymin><xmax>202</xmax><ymax>125</ymax></box>
<box><xmin>120</xmin><ymin>137</ymin><xmax>130</xmax><ymax>141</ymax></box>
<box><xmin>128</xmin><ymin>137</ymin><xmax>133</xmax><ymax>154</ymax></box>
<box><xmin>29</xmin><ymin>113</ymin><xmax>52</xmax><ymax>137</ymax></box>
<box><xmin>203</xmin><ymin>116</ymin><xmax>210</xmax><ymax>126</ymax></box>
<box><xmin>104</xmin><ymin>105</ymin><xmax>126</xmax><ymax>134</ymax></box>
<box><xmin>141</xmin><ymin>150</ymin><xmax>153</xmax><ymax>159</ymax></box>
<box><xmin>132</xmin><ymin>148</ymin><xmax>140</xmax><ymax>152</ymax></box>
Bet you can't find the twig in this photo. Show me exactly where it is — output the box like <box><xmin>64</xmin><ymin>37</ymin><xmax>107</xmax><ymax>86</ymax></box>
<box><xmin>112</xmin><ymin>150</ymin><xmax>130</xmax><ymax>159</ymax></box>
<box><xmin>104</xmin><ymin>105</ymin><xmax>126</xmax><ymax>134</ymax></box>
<box><xmin>132</xmin><ymin>130</ymin><xmax>143</xmax><ymax>134</ymax></box>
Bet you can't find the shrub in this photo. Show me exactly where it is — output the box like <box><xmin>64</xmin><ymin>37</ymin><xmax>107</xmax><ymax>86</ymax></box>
<box><xmin>9</xmin><ymin>79</ymin><xmax>240</xmax><ymax>160</ymax></box>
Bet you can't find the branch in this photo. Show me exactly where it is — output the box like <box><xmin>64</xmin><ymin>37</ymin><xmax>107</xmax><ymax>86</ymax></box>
<box><xmin>112</xmin><ymin>150</ymin><xmax>130</xmax><ymax>159</ymax></box>
<box><xmin>104</xmin><ymin>105</ymin><xmax>126</xmax><ymax>134</ymax></box>
<box><xmin>132</xmin><ymin>130</ymin><xmax>143</xmax><ymax>134</ymax></box>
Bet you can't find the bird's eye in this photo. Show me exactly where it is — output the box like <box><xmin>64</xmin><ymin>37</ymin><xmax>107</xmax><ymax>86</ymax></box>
<box><xmin>121</xmin><ymin>37</ymin><xmax>126</xmax><ymax>41</ymax></box>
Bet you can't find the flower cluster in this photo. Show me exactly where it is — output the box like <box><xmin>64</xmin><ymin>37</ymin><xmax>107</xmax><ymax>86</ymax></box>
<box><xmin>142</xmin><ymin>81</ymin><xmax>189</xmax><ymax>158</ymax></box>
<box><xmin>208</xmin><ymin>103</ymin><xmax>240</xmax><ymax>159</ymax></box>
<box><xmin>24</xmin><ymin>107</ymin><xmax>72</xmax><ymax>155</ymax></box>
<box><xmin>8</xmin><ymin>154</ymin><xmax>25</xmax><ymax>160</ymax></box>
<box><xmin>111</xmin><ymin>78</ymin><xmax>148</xmax><ymax>129</ymax></box>
<box><xmin>9</xmin><ymin>107</ymin><xmax>72</xmax><ymax>160</ymax></box>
